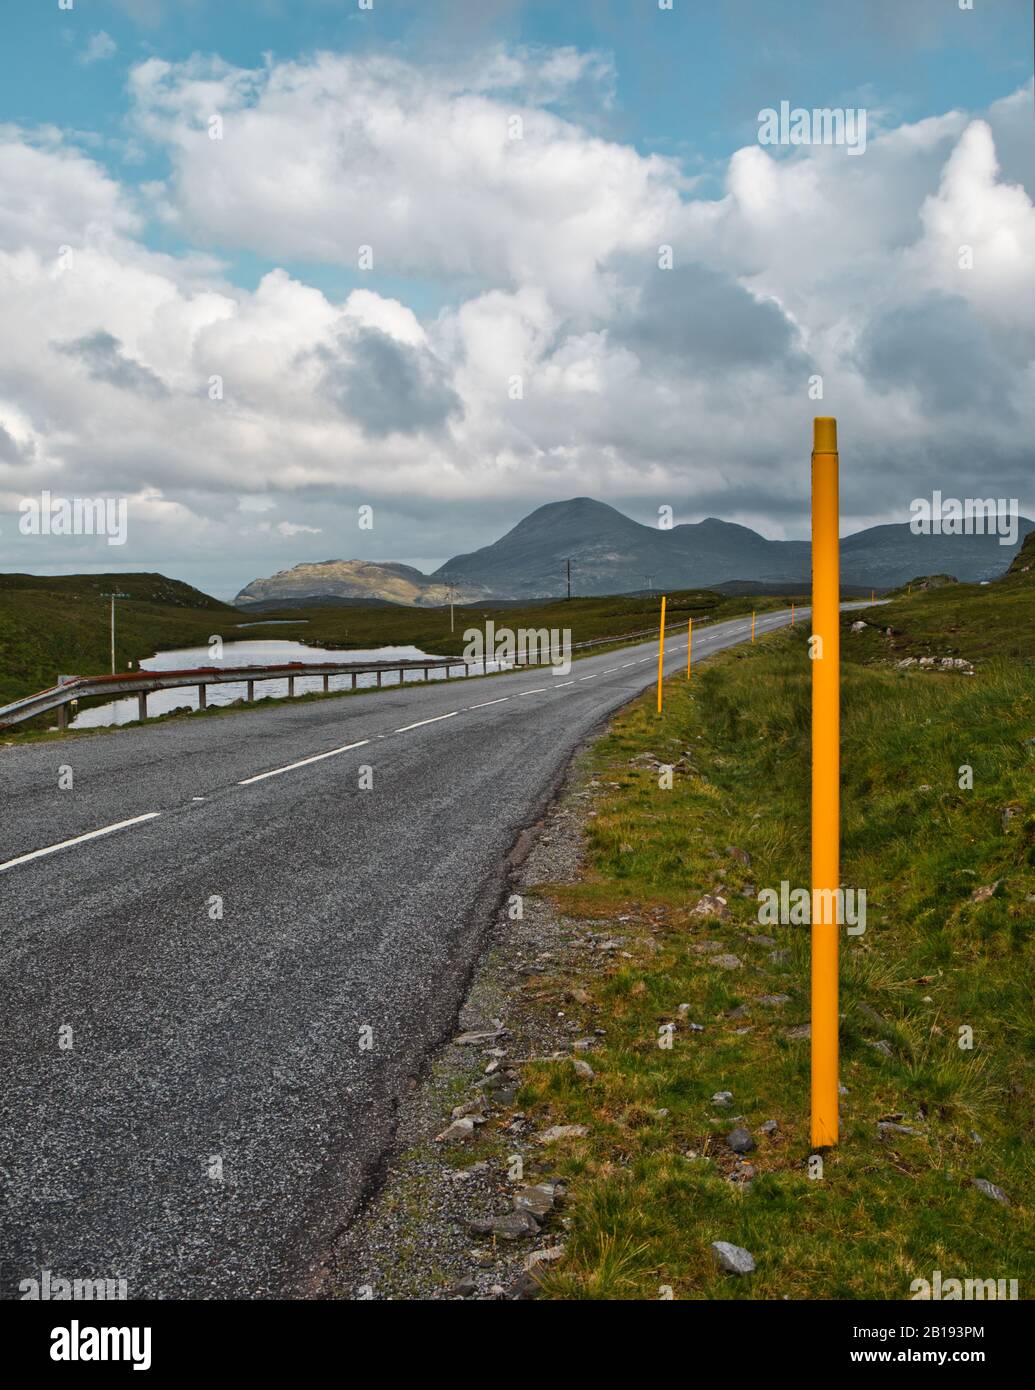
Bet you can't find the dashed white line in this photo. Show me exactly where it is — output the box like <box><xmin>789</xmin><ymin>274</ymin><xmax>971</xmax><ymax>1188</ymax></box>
<box><xmin>239</xmin><ymin>738</ymin><xmax>371</xmax><ymax>785</ymax></box>
<box><xmin>553</xmin><ymin>680</ymin><xmax>575</xmax><ymax>687</ymax></box>
<box><xmin>468</xmin><ymin>697</ymin><xmax>509</xmax><ymax>709</ymax></box>
<box><xmin>517</xmin><ymin>687</ymin><xmax>548</xmax><ymax>695</ymax></box>
<box><xmin>0</xmin><ymin>812</ymin><xmax>162</xmax><ymax>874</ymax></box>
<box><xmin>579</xmin><ymin>673</ymin><xmax>598</xmax><ymax>680</ymax></box>
<box><xmin>394</xmin><ymin>712</ymin><xmax>459</xmax><ymax>732</ymax></box>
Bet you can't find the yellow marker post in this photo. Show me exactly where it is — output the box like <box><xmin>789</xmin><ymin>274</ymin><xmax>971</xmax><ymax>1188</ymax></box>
<box><xmin>870</xmin><ymin>589</ymin><xmax>874</xmax><ymax>605</ymax></box>
<box><xmin>751</xmin><ymin>610</ymin><xmax>756</xmax><ymax>643</ymax></box>
<box><xmin>811</xmin><ymin>416</ymin><xmax>840</xmax><ymax>1148</ymax></box>
<box><xmin>656</xmin><ymin>595</ymin><xmax>666</xmax><ymax>714</ymax></box>
<box><xmin>687</xmin><ymin>617</ymin><xmax>693</xmax><ymax>678</ymax></box>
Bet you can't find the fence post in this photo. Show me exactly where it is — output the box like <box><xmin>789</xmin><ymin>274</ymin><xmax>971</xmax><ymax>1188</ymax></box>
<box><xmin>656</xmin><ymin>595</ymin><xmax>667</xmax><ymax>714</ymax></box>
<box><xmin>198</xmin><ymin>684</ymin><xmax>207</xmax><ymax>709</ymax></box>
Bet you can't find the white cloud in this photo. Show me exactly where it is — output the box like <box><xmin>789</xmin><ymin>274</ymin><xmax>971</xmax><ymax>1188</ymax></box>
<box><xmin>78</xmin><ymin>32</ymin><xmax>117</xmax><ymax>67</ymax></box>
<box><xmin>0</xmin><ymin>58</ymin><xmax>1032</xmax><ymax>595</ymax></box>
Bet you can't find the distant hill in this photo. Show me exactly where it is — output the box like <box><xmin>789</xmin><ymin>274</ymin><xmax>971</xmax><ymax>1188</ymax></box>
<box><xmin>0</xmin><ymin>571</ymin><xmax>231</xmax><ymax>610</ymax></box>
<box><xmin>234</xmin><ymin>559</ymin><xmax>489</xmax><ymax>609</ymax></box>
<box><xmin>232</xmin><ymin>498</ymin><xmax>1033</xmax><ymax>606</ymax></box>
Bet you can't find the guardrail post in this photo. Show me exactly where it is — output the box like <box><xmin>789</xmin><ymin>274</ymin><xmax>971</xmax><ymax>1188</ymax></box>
<box><xmin>198</xmin><ymin>684</ymin><xmax>207</xmax><ymax>709</ymax></box>
<box><xmin>351</xmin><ymin>673</ymin><xmax>357</xmax><ymax>689</ymax></box>
<box><xmin>322</xmin><ymin>674</ymin><xmax>329</xmax><ymax>693</ymax></box>
<box><xmin>247</xmin><ymin>679</ymin><xmax>255</xmax><ymax>701</ymax></box>
<box><xmin>287</xmin><ymin>676</ymin><xmax>295</xmax><ymax>698</ymax></box>
<box><xmin>138</xmin><ymin>692</ymin><xmax>148</xmax><ymax>721</ymax></box>
<box><xmin>57</xmin><ymin>703</ymin><xmax>67</xmax><ymax>732</ymax></box>
<box><xmin>398</xmin><ymin>667</ymin><xmax>404</xmax><ymax>685</ymax></box>
<box><xmin>423</xmin><ymin>667</ymin><xmax>429</xmax><ymax>680</ymax></box>
<box><xmin>376</xmin><ymin>671</ymin><xmax>382</xmax><ymax>687</ymax></box>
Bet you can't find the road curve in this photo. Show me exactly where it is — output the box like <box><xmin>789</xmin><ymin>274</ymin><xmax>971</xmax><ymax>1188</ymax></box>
<box><xmin>0</xmin><ymin>605</ymin><xmax>815</xmax><ymax>1298</ymax></box>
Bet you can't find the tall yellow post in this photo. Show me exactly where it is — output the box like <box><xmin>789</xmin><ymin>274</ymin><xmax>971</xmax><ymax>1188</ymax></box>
<box><xmin>811</xmin><ymin>416</ymin><xmax>840</xmax><ymax>1148</ymax></box>
<box><xmin>687</xmin><ymin>617</ymin><xmax>693</xmax><ymax>678</ymax></box>
<box><xmin>656</xmin><ymin>596</ymin><xmax>666</xmax><ymax>714</ymax></box>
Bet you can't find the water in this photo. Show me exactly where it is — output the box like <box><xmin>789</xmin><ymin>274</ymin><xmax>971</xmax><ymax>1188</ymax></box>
<box><xmin>69</xmin><ymin>639</ymin><xmax>509</xmax><ymax>729</ymax></box>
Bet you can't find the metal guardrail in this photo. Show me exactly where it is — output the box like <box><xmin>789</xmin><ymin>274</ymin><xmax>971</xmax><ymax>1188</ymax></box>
<box><xmin>0</xmin><ymin>610</ymin><xmax>775</xmax><ymax>733</ymax></box>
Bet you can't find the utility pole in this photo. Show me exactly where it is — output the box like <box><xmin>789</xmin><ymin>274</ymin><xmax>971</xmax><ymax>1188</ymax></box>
<box><xmin>644</xmin><ymin>574</ymin><xmax>654</xmax><ymax>594</ymax></box>
<box><xmin>566</xmin><ymin>558</ymin><xmax>572</xmax><ymax>601</ymax></box>
<box><xmin>101</xmin><ymin>591</ymin><xmax>130</xmax><ymax>674</ymax></box>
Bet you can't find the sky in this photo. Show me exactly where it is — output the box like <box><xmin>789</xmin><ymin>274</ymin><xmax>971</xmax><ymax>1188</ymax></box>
<box><xmin>0</xmin><ymin>0</ymin><xmax>1032</xmax><ymax>598</ymax></box>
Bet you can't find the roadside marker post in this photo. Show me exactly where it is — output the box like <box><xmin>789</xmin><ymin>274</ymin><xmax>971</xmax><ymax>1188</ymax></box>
<box><xmin>687</xmin><ymin>617</ymin><xmax>693</xmax><ymax>678</ymax></box>
<box><xmin>791</xmin><ymin>601</ymin><xmax>796</xmax><ymax>627</ymax></box>
<box><xmin>751</xmin><ymin>610</ymin><xmax>756</xmax><ymax>643</ymax></box>
<box><xmin>811</xmin><ymin>416</ymin><xmax>840</xmax><ymax>1148</ymax></box>
<box><xmin>656</xmin><ymin>595</ymin><xmax>666</xmax><ymax>714</ymax></box>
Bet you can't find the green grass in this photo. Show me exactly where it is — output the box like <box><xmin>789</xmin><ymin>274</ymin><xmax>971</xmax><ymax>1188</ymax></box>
<box><xmin>500</xmin><ymin>561</ymin><xmax>1034</xmax><ymax>1300</ymax></box>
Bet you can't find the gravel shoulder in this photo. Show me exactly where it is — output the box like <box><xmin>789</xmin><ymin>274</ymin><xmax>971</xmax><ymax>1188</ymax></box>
<box><xmin>323</xmin><ymin>744</ymin><xmax>606</xmax><ymax>1301</ymax></box>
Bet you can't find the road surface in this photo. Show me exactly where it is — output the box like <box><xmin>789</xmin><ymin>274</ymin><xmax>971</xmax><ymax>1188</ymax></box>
<box><xmin>0</xmin><ymin>606</ymin><xmax>816</xmax><ymax>1298</ymax></box>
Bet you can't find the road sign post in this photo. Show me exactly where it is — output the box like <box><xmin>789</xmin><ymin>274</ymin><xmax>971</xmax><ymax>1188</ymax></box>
<box><xmin>811</xmin><ymin>416</ymin><xmax>840</xmax><ymax>1148</ymax></box>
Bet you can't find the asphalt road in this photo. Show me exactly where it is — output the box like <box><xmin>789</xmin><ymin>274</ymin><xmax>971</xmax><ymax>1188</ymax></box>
<box><xmin>0</xmin><ymin>605</ymin><xmax>817</xmax><ymax>1299</ymax></box>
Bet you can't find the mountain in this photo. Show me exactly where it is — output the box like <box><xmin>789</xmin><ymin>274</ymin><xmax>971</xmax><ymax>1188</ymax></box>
<box><xmin>233</xmin><ymin>499</ymin><xmax>1034</xmax><ymax>606</ymax></box>
<box><xmin>234</xmin><ymin>558</ymin><xmax>489</xmax><ymax>609</ymax></box>
<box><xmin>0</xmin><ymin>570</ymin><xmax>230</xmax><ymax>610</ymax></box>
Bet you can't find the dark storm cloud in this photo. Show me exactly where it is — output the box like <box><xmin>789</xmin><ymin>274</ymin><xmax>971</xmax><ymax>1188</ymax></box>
<box><xmin>857</xmin><ymin>294</ymin><xmax>1012</xmax><ymax>416</ymax></box>
<box><xmin>615</xmin><ymin>263</ymin><xmax>810</xmax><ymax>377</ymax></box>
<box><xmin>56</xmin><ymin>331</ymin><xmax>168</xmax><ymax>398</ymax></box>
<box><xmin>318</xmin><ymin>326</ymin><xmax>462</xmax><ymax>439</ymax></box>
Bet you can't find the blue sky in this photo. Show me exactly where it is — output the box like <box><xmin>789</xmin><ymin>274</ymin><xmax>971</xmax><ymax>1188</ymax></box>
<box><xmin>0</xmin><ymin>0</ymin><xmax>1032</xmax><ymax>594</ymax></box>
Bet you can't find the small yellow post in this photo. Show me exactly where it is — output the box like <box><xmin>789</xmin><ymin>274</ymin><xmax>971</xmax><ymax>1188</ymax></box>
<box><xmin>687</xmin><ymin>617</ymin><xmax>693</xmax><ymax>678</ymax></box>
<box><xmin>656</xmin><ymin>595</ymin><xmax>666</xmax><ymax>714</ymax></box>
<box><xmin>811</xmin><ymin>416</ymin><xmax>840</xmax><ymax>1148</ymax></box>
<box><xmin>751</xmin><ymin>610</ymin><xmax>756</xmax><ymax>643</ymax></box>
<box><xmin>870</xmin><ymin>589</ymin><xmax>874</xmax><ymax>605</ymax></box>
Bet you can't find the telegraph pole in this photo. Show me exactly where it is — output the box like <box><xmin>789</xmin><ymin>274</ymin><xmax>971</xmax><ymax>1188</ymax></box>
<box><xmin>101</xmin><ymin>591</ymin><xmax>130</xmax><ymax>674</ymax></box>
<box><xmin>566</xmin><ymin>558</ymin><xmax>572</xmax><ymax>601</ymax></box>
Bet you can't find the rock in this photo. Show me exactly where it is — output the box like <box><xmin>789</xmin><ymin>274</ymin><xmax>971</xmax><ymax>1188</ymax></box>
<box><xmin>454</xmin><ymin>1028</ymin><xmax>506</xmax><ymax>1046</ymax></box>
<box><xmin>784</xmin><ymin>1024</ymin><xmax>811</xmax><ymax>1040</ymax></box>
<box><xmin>897</xmin><ymin>658</ymin><xmax>917</xmax><ymax>669</ymax></box>
<box><xmin>467</xmin><ymin>1209</ymin><xmax>541</xmax><ymax>1240</ymax></box>
<box><xmin>449</xmin><ymin>1275</ymin><xmax>477</xmax><ymax>1298</ymax></box>
<box><xmin>758</xmin><ymin>994</ymin><xmax>792</xmax><ymax>1006</ymax></box>
<box><xmin>726</xmin><ymin>846</ymin><xmax>752</xmax><ymax>867</ymax></box>
<box><xmin>524</xmin><ymin>1244</ymin><xmax>565</xmax><ymax>1271</ymax></box>
<box><xmin>709</xmin><ymin>954</ymin><xmax>743</xmax><ymax>970</ymax></box>
<box><xmin>768</xmin><ymin>949</ymin><xmax>791</xmax><ymax>965</ymax></box>
<box><xmin>506</xmin><ymin>1271</ymin><xmax>541</xmax><ymax>1299</ymax></box>
<box><xmin>537</xmin><ymin>1124</ymin><xmax>589</xmax><ymax>1144</ymax></box>
<box><xmin>971</xmin><ymin>1178</ymin><xmax>1010</xmax><ymax>1206</ymax></box>
<box><xmin>436</xmin><ymin>1117</ymin><xmax>478</xmax><ymax>1143</ymax></box>
<box><xmin>726</xmin><ymin>1126</ymin><xmax>756</xmax><ymax>1154</ymax></box>
<box><xmin>851</xmin><ymin>621</ymin><xmax>867</xmax><ymax>632</ymax></box>
<box><xmin>971</xmin><ymin>881</ymin><xmax>1001</xmax><ymax>903</ymax></box>
<box><xmin>566</xmin><ymin>987</ymin><xmax>591</xmax><ymax>1005</ymax></box>
<box><xmin>725</xmin><ymin>1004</ymin><xmax>750</xmax><ymax>1020</ymax></box>
<box><xmin>712</xmin><ymin>1091</ymin><xmax>734</xmax><ymax>1107</ymax></box>
<box><xmin>878</xmin><ymin>1122</ymin><xmax>922</xmax><ymax>1138</ymax></box>
<box><xmin>692</xmin><ymin>939</ymin><xmax>725</xmax><ymax>954</ymax></box>
<box><xmin>758</xmin><ymin>1119</ymin><xmax>779</xmax><ymax>1135</ymax></box>
<box><xmin>513</xmin><ymin>1184</ymin><xmax>557</xmax><ymax>1219</ymax></box>
<box><xmin>573</xmin><ymin>1037</ymin><xmax>596</xmax><ymax>1052</ymax></box>
<box><xmin>1001</xmin><ymin>803</ymin><xmax>1022</xmax><ymax>831</ymax></box>
<box><xmin>729</xmin><ymin>1161</ymin><xmax>756</xmax><ymax>1183</ymax></box>
<box><xmin>451</xmin><ymin>1098</ymin><xmax>488</xmax><ymax>1120</ymax></box>
<box><xmin>571</xmin><ymin>1058</ymin><xmax>595</xmax><ymax>1081</ymax></box>
<box><xmin>867</xmin><ymin>1039</ymin><xmax>894</xmax><ymax>1058</ymax></box>
<box><xmin>748</xmin><ymin>934</ymin><xmax>777</xmax><ymax>948</ymax></box>
<box><xmin>711</xmin><ymin>1241</ymin><xmax>756</xmax><ymax>1275</ymax></box>
<box><xmin>691</xmin><ymin>894</ymin><xmax>731</xmax><ymax>921</ymax></box>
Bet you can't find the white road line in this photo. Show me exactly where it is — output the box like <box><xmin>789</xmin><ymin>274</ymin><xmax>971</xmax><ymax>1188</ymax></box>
<box><xmin>468</xmin><ymin>698</ymin><xmax>509</xmax><ymax>709</ymax></box>
<box><xmin>517</xmin><ymin>687</ymin><xmax>548</xmax><ymax>695</ymax></box>
<box><xmin>579</xmin><ymin>674</ymin><xmax>598</xmax><ymax>680</ymax></box>
<box><xmin>394</xmin><ymin>712</ymin><xmax>459</xmax><ymax>732</ymax></box>
<box><xmin>239</xmin><ymin>738</ymin><xmax>371</xmax><ymax>785</ymax></box>
<box><xmin>0</xmin><ymin>812</ymin><xmax>162</xmax><ymax>874</ymax></box>
<box><xmin>554</xmin><ymin>680</ymin><xmax>575</xmax><ymax>687</ymax></box>
<box><xmin>620</xmin><ymin>662</ymin><xmax>635</xmax><ymax>668</ymax></box>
